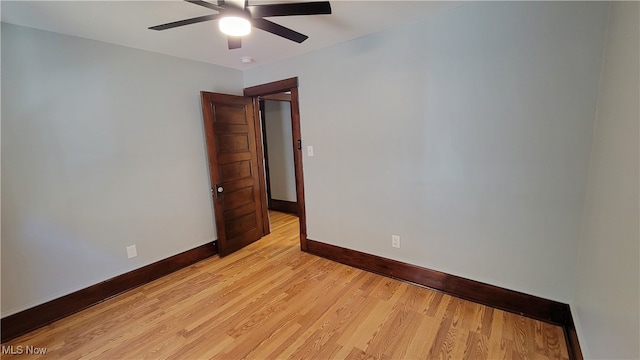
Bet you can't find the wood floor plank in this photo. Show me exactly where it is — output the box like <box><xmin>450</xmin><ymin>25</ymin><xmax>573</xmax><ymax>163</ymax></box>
<box><xmin>403</xmin><ymin>310</ymin><xmax>442</xmax><ymax>359</ymax></box>
<box><xmin>1</xmin><ymin>211</ymin><xmax>570</xmax><ymax>360</ymax></box>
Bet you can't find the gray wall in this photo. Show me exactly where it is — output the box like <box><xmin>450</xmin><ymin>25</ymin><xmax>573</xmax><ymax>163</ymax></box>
<box><xmin>264</xmin><ymin>100</ymin><xmax>296</xmax><ymax>202</ymax></box>
<box><xmin>573</xmin><ymin>2</ymin><xmax>640</xmax><ymax>358</ymax></box>
<box><xmin>1</xmin><ymin>23</ymin><xmax>242</xmax><ymax>316</ymax></box>
<box><xmin>245</xmin><ymin>1</ymin><xmax>609</xmax><ymax>302</ymax></box>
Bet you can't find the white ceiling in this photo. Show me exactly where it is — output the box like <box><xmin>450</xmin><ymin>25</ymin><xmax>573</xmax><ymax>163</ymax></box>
<box><xmin>1</xmin><ymin>0</ymin><xmax>461</xmax><ymax>70</ymax></box>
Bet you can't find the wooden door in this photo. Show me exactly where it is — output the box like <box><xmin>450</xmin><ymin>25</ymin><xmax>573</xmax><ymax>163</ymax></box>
<box><xmin>201</xmin><ymin>92</ymin><xmax>268</xmax><ymax>256</ymax></box>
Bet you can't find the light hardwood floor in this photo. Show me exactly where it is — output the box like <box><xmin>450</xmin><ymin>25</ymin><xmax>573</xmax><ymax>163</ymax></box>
<box><xmin>3</xmin><ymin>211</ymin><xmax>569</xmax><ymax>359</ymax></box>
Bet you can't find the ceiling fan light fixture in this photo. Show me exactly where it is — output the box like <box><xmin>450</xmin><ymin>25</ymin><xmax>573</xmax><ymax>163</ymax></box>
<box><xmin>219</xmin><ymin>16</ymin><xmax>251</xmax><ymax>37</ymax></box>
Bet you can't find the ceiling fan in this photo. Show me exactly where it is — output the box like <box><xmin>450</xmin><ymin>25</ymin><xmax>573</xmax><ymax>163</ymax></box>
<box><xmin>149</xmin><ymin>0</ymin><xmax>332</xmax><ymax>50</ymax></box>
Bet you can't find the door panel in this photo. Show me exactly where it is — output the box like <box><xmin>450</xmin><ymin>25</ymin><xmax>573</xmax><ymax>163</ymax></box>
<box><xmin>201</xmin><ymin>92</ymin><xmax>267</xmax><ymax>256</ymax></box>
<box><xmin>220</xmin><ymin>161</ymin><xmax>252</xmax><ymax>182</ymax></box>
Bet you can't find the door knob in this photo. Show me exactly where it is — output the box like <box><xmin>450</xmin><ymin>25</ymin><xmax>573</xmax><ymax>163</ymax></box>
<box><xmin>215</xmin><ymin>184</ymin><xmax>224</xmax><ymax>198</ymax></box>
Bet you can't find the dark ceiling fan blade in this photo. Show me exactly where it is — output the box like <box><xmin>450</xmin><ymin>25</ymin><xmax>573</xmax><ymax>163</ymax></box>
<box><xmin>228</xmin><ymin>36</ymin><xmax>242</xmax><ymax>49</ymax></box>
<box><xmin>149</xmin><ymin>14</ymin><xmax>219</xmax><ymax>30</ymax></box>
<box><xmin>252</xmin><ymin>18</ymin><xmax>308</xmax><ymax>43</ymax></box>
<box><xmin>247</xmin><ymin>1</ymin><xmax>331</xmax><ymax>18</ymax></box>
<box><xmin>184</xmin><ymin>0</ymin><xmax>224</xmax><ymax>12</ymax></box>
<box><xmin>219</xmin><ymin>0</ymin><xmax>244</xmax><ymax>11</ymax></box>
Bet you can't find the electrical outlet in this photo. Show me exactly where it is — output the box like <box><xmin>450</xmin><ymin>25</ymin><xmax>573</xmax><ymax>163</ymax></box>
<box><xmin>126</xmin><ymin>245</ymin><xmax>137</xmax><ymax>259</ymax></box>
<box><xmin>392</xmin><ymin>235</ymin><xmax>401</xmax><ymax>249</ymax></box>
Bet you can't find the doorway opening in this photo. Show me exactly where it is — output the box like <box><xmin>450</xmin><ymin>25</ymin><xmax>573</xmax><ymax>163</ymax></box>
<box><xmin>259</xmin><ymin>94</ymin><xmax>299</xmax><ymax>216</ymax></box>
<box><xmin>244</xmin><ymin>77</ymin><xmax>308</xmax><ymax>251</ymax></box>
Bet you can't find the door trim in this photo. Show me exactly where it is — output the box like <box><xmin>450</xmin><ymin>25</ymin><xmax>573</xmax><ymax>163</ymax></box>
<box><xmin>258</xmin><ymin>100</ymin><xmax>274</xmax><ymax>211</ymax></box>
<box><xmin>250</xmin><ymin>99</ymin><xmax>271</xmax><ymax>237</ymax></box>
<box><xmin>244</xmin><ymin>77</ymin><xmax>308</xmax><ymax>251</ymax></box>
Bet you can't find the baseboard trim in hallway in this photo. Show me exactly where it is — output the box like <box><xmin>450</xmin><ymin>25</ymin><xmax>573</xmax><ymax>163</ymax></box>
<box><xmin>1</xmin><ymin>242</ymin><xmax>218</xmax><ymax>343</ymax></box>
<box><xmin>269</xmin><ymin>199</ymin><xmax>299</xmax><ymax>215</ymax></box>
<box><xmin>305</xmin><ymin>239</ymin><xmax>583</xmax><ymax>360</ymax></box>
